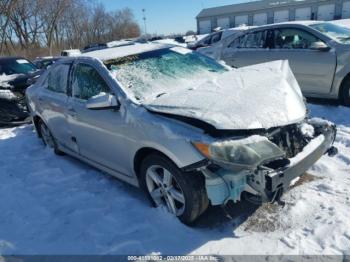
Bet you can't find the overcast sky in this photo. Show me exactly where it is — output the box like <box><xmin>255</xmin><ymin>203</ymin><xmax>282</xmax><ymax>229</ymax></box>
<box><xmin>100</xmin><ymin>0</ymin><xmax>246</xmax><ymax>35</ymax></box>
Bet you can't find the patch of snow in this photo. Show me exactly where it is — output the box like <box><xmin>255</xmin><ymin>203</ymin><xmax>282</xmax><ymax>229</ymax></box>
<box><xmin>289</xmin><ymin>135</ymin><xmax>325</xmax><ymax>165</ymax></box>
<box><xmin>153</xmin><ymin>38</ymin><xmax>187</xmax><ymax>47</ymax></box>
<box><xmin>84</xmin><ymin>43</ymin><xmax>172</xmax><ymax>61</ymax></box>
<box><xmin>0</xmin><ymin>90</ymin><xmax>17</xmax><ymax>100</ymax></box>
<box><xmin>212</xmin><ymin>135</ymin><xmax>267</xmax><ymax>147</ymax></box>
<box><xmin>0</xmin><ymin>103</ymin><xmax>349</xmax><ymax>256</ymax></box>
<box><xmin>289</xmin><ymin>176</ymin><xmax>300</xmax><ymax>187</ymax></box>
<box><xmin>330</xmin><ymin>19</ymin><xmax>350</xmax><ymax>29</ymax></box>
<box><xmin>299</xmin><ymin>122</ymin><xmax>315</xmax><ymax>138</ymax></box>
<box><xmin>0</xmin><ymin>74</ymin><xmax>21</xmax><ymax>89</ymax></box>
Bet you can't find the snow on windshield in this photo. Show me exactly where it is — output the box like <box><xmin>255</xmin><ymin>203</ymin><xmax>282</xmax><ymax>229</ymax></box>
<box><xmin>105</xmin><ymin>48</ymin><xmax>227</xmax><ymax>102</ymax></box>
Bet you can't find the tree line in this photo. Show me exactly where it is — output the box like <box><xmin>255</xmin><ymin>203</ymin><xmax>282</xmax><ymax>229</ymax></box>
<box><xmin>0</xmin><ymin>0</ymin><xmax>141</xmax><ymax>58</ymax></box>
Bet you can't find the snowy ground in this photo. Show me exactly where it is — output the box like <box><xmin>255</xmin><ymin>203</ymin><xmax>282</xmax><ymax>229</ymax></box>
<box><xmin>0</xmin><ymin>102</ymin><xmax>349</xmax><ymax>256</ymax></box>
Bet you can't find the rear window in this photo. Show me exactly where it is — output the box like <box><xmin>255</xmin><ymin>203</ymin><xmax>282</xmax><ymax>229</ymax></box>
<box><xmin>0</xmin><ymin>59</ymin><xmax>37</xmax><ymax>75</ymax></box>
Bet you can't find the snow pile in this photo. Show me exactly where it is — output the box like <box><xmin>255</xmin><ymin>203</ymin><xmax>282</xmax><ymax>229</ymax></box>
<box><xmin>330</xmin><ymin>19</ymin><xmax>350</xmax><ymax>29</ymax></box>
<box><xmin>0</xmin><ymin>103</ymin><xmax>349</xmax><ymax>256</ymax></box>
<box><xmin>0</xmin><ymin>90</ymin><xmax>17</xmax><ymax>100</ymax></box>
<box><xmin>153</xmin><ymin>39</ymin><xmax>187</xmax><ymax>47</ymax></box>
<box><xmin>0</xmin><ymin>74</ymin><xmax>20</xmax><ymax>89</ymax></box>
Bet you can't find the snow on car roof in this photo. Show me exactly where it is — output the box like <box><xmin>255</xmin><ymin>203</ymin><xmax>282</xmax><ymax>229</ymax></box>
<box><xmin>83</xmin><ymin>43</ymin><xmax>172</xmax><ymax>61</ymax></box>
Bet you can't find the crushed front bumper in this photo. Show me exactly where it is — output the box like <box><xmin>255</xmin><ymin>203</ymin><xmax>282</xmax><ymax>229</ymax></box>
<box><xmin>201</xmin><ymin>119</ymin><xmax>337</xmax><ymax>206</ymax></box>
<box><xmin>250</xmin><ymin>120</ymin><xmax>337</xmax><ymax>202</ymax></box>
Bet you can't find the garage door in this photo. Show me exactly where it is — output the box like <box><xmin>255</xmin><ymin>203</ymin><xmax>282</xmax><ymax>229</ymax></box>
<box><xmin>217</xmin><ymin>17</ymin><xmax>230</xmax><ymax>29</ymax></box>
<box><xmin>274</xmin><ymin>10</ymin><xmax>289</xmax><ymax>23</ymax></box>
<box><xmin>199</xmin><ymin>20</ymin><xmax>211</xmax><ymax>34</ymax></box>
<box><xmin>318</xmin><ymin>4</ymin><xmax>335</xmax><ymax>21</ymax></box>
<box><xmin>342</xmin><ymin>1</ymin><xmax>350</xmax><ymax>18</ymax></box>
<box><xmin>235</xmin><ymin>15</ymin><xmax>248</xmax><ymax>27</ymax></box>
<box><xmin>253</xmin><ymin>13</ymin><xmax>267</xmax><ymax>26</ymax></box>
<box><xmin>295</xmin><ymin>7</ymin><xmax>312</xmax><ymax>20</ymax></box>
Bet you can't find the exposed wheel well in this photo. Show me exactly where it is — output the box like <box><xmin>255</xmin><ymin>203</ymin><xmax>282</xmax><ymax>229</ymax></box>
<box><xmin>134</xmin><ymin>148</ymin><xmax>174</xmax><ymax>179</ymax></box>
<box><xmin>339</xmin><ymin>73</ymin><xmax>350</xmax><ymax>100</ymax></box>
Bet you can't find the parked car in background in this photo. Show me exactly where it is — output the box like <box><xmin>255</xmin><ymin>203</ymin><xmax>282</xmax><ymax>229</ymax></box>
<box><xmin>26</xmin><ymin>43</ymin><xmax>337</xmax><ymax>224</ymax></box>
<box><xmin>187</xmin><ymin>28</ymin><xmax>240</xmax><ymax>50</ymax></box>
<box><xmin>82</xmin><ymin>43</ymin><xmax>108</xmax><ymax>53</ymax></box>
<box><xmin>201</xmin><ymin>21</ymin><xmax>350</xmax><ymax>106</ymax></box>
<box><xmin>33</xmin><ymin>57</ymin><xmax>61</xmax><ymax>70</ymax></box>
<box><xmin>0</xmin><ymin>57</ymin><xmax>42</xmax><ymax>125</ymax></box>
<box><xmin>82</xmin><ymin>40</ymin><xmax>136</xmax><ymax>53</ymax></box>
<box><xmin>61</xmin><ymin>49</ymin><xmax>81</xmax><ymax>57</ymax></box>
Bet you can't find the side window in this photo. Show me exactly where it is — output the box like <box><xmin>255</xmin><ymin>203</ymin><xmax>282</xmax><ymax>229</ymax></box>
<box><xmin>211</xmin><ymin>32</ymin><xmax>222</xmax><ymax>44</ymax></box>
<box><xmin>46</xmin><ymin>64</ymin><xmax>70</xmax><ymax>94</ymax></box>
<box><xmin>244</xmin><ymin>31</ymin><xmax>267</xmax><ymax>48</ymax></box>
<box><xmin>274</xmin><ymin>28</ymin><xmax>321</xmax><ymax>49</ymax></box>
<box><xmin>72</xmin><ymin>63</ymin><xmax>110</xmax><ymax>100</ymax></box>
<box><xmin>202</xmin><ymin>35</ymin><xmax>211</xmax><ymax>45</ymax></box>
<box><xmin>228</xmin><ymin>34</ymin><xmax>246</xmax><ymax>48</ymax></box>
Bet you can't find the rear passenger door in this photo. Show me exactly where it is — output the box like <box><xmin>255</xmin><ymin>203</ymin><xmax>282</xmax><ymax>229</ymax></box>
<box><xmin>268</xmin><ymin>27</ymin><xmax>336</xmax><ymax>94</ymax></box>
<box><xmin>39</xmin><ymin>62</ymin><xmax>74</xmax><ymax>151</ymax></box>
<box><xmin>222</xmin><ymin>30</ymin><xmax>272</xmax><ymax>67</ymax></box>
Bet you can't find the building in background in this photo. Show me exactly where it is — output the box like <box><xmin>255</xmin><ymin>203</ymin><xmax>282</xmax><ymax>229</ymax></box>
<box><xmin>196</xmin><ymin>0</ymin><xmax>350</xmax><ymax>34</ymax></box>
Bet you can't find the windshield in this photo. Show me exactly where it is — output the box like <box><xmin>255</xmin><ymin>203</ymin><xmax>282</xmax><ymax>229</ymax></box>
<box><xmin>105</xmin><ymin>47</ymin><xmax>227</xmax><ymax>101</ymax></box>
<box><xmin>0</xmin><ymin>58</ymin><xmax>37</xmax><ymax>75</ymax></box>
<box><xmin>310</xmin><ymin>22</ymin><xmax>350</xmax><ymax>44</ymax></box>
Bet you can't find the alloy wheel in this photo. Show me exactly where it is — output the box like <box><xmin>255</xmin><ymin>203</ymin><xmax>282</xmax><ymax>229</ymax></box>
<box><xmin>145</xmin><ymin>165</ymin><xmax>186</xmax><ymax>216</ymax></box>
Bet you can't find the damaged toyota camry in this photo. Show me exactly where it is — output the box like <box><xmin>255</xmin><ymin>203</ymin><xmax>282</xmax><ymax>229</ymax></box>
<box><xmin>26</xmin><ymin>43</ymin><xmax>337</xmax><ymax>224</ymax></box>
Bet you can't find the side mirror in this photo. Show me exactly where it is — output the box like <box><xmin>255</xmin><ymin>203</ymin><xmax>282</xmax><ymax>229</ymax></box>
<box><xmin>86</xmin><ymin>92</ymin><xmax>120</xmax><ymax>110</ymax></box>
<box><xmin>310</xmin><ymin>41</ymin><xmax>330</xmax><ymax>52</ymax></box>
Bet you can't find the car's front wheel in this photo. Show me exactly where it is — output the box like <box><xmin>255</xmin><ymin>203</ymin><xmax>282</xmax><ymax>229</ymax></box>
<box><xmin>38</xmin><ymin>120</ymin><xmax>64</xmax><ymax>155</ymax></box>
<box><xmin>139</xmin><ymin>153</ymin><xmax>208</xmax><ymax>225</ymax></box>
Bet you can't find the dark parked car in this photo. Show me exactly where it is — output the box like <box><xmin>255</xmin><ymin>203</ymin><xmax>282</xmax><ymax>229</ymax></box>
<box><xmin>0</xmin><ymin>57</ymin><xmax>42</xmax><ymax>125</ymax></box>
<box><xmin>33</xmin><ymin>57</ymin><xmax>61</xmax><ymax>70</ymax></box>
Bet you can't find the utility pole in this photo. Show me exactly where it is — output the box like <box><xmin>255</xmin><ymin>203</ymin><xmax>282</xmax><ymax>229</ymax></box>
<box><xmin>142</xmin><ymin>8</ymin><xmax>147</xmax><ymax>35</ymax></box>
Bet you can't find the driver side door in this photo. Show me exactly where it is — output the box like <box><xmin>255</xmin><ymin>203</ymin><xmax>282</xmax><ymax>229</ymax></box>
<box><xmin>67</xmin><ymin>61</ymin><xmax>130</xmax><ymax>175</ymax></box>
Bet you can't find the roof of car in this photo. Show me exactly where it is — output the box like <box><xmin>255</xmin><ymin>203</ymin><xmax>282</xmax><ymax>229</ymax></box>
<box><xmin>227</xmin><ymin>20</ymin><xmax>327</xmax><ymax>33</ymax></box>
<box><xmin>272</xmin><ymin>20</ymin><xmax>324</xmax><ymax>26</ymax></box>
<box><xmin>83</xmin><ymin>43</ymin><xmax>172</xmax><ymax>61</ymax></box>
<box><xmin>0</xmin><ymin>56</ymin><xmax>26</xmax><ymax>61</ymax></box>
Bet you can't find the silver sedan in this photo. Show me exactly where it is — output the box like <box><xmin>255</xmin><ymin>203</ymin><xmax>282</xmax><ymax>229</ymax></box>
<box><xmin>198</xmin><ymin>21</ymin><xmax>350</xmax><ymax>106</ymax></box>
<box><xmin>26</xmin><ymin>43</ymin><xmax>336</xmax><ymax>224</ymax></box>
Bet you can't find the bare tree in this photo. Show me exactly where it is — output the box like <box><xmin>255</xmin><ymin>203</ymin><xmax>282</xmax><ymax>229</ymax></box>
<box><xmin>0</xmin><ymin>0</ymin><xmax>141</xmax><ymax>58</ymax></box>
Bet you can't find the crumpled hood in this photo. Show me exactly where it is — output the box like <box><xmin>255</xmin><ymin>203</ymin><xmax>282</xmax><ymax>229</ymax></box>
<box><xmin>144</xmin><ymin>60</ymin><xmax>306</xmax><ymax>130</ymax></box>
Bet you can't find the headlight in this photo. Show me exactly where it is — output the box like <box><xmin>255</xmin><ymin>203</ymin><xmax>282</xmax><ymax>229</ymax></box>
<box><xmin>193</xmin><ymin>135</ymin><xmax>284</xmax><ymax>168</ymax></box>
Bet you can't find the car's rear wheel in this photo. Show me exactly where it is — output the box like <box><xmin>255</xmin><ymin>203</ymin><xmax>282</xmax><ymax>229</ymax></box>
<box><xmin>341</xmin><ymin>77</ymin><xmax>350</xmax><ymax>106</ymax></box>
<box><xmin>38</xmin><ymin>120</ymin><xmax>64</xmax><ymax>155</ymax></box>
<box><xmin>139</xmin><ymin>153</ymin><xmax>209</xmax><ymax>225</ymax></box>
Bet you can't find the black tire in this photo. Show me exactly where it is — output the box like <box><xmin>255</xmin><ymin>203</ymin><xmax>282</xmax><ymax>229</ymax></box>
<box><xmin>340</xmin><ymin>77</ymin><xmax>350</xmax><ymax>106</ymax></box>
<box><xmin>38</xmin><ymin>120</ymin><xmax>64</xmax><ymax>155</ymax></box>
<box><xmin>139</xmin><ymin>153</ymin><xmax>209</xmax><ymax>225</ymax></box>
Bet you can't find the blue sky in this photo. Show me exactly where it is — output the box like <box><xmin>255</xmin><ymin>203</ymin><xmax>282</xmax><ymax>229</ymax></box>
<box><xmin>100</xmin><ymin>0</ymin><xmax>246</xmax><ymax>35</ymax></box>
